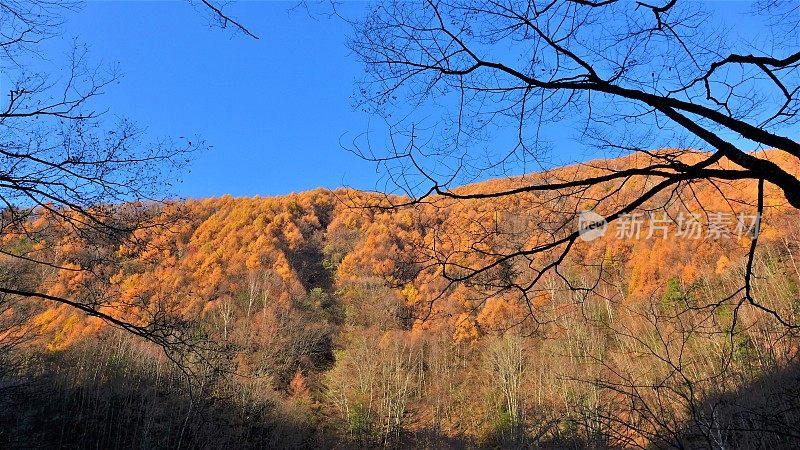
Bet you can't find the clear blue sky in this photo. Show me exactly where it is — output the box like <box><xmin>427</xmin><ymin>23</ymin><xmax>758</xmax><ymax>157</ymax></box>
<box><xmin>49</xmin><ymin>1</ymin><xmax>379</xmax><ymax>198</ymax></box>
<box><xmin>39</xmin><ymin>0</ymin><xmax>759</xmax><ymax>199</ymax></box>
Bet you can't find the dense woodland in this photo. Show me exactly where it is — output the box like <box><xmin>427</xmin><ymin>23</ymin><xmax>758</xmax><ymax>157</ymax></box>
<box><xmin>2</xmin><ymin>151</ymin><xmax>800</xmax><ymax>448</ymax></box>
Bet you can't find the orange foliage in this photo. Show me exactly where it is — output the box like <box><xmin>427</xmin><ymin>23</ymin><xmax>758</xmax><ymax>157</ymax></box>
<box><xmin>9</xmin><ymin>150</ymin><xmax>800</xmax><ymax>351</ymax></box>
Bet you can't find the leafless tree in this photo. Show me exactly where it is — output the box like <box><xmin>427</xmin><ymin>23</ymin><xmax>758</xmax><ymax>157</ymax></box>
<box><xmin>0</xmin><ymin>1</ymin><xmax>201</xmax><ymax>353</ymax></box>
<box><xmin>194</xmin><ymin>0</ymin><xmax>259</xmax><ymax>39</ymax></box>
<box><xmin>343</xmin><ymin>0</ymin><xmax>800</xmax><ymax>327</ymax></box>
<box><xmin>341</xmin><ymin>1</ymin><xmax>800</xmax><ymax>446</ymax></box>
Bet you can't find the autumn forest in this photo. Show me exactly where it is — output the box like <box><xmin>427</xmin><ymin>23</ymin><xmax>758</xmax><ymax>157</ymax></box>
<box><xmin>2</xmin><ymin>0</ymin><xmax>800</xmax><ymax>449</ymax></box>
<box><xmin>1</xmin><ymin>150</ymin><xmax>799</xmax><ymax>448</ymax></box>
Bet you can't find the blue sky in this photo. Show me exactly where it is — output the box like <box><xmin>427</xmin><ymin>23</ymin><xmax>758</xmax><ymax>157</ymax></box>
<box><xmin>47</xmin><ymin>1</ymin><xmax>379</xmax><ymax>198</ymax></box>
<box><xmin>29</xmin><ymin>1</ymin><xmax>762</xmax><ymax>199</ymax></box>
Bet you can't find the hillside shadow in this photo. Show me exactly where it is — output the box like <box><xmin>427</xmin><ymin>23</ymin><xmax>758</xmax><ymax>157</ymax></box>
<box><xmin>671</xmin><ymin>360</ymin><xmax>800</xmax><ymax>449</ymax></box>
<box><xmin>8</xmin><ymin>351</ymin><xmax>800</xmax><ymax>449</ymax></box>
<box><xmin>0</xmin><ymin>354</ymin><xmax>326</xmax><ymax>449</ymax></box>
<box><xmin>288</xmin><ymin>244</ymin><xmax>334</xmax><ymax>294</ymax></box>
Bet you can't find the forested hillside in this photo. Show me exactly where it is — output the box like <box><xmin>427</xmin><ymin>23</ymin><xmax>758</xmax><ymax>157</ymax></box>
<box><xmin>2</xmin><ymin>151</ymin><xmax>800</xmax><ymax>448</ymax></box>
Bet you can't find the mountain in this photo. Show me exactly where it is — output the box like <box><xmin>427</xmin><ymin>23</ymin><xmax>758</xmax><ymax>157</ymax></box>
<box><xmin>2</xmin><ymin>151</ymin><xmax>800</xmax><ymax>448</ymax></box>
